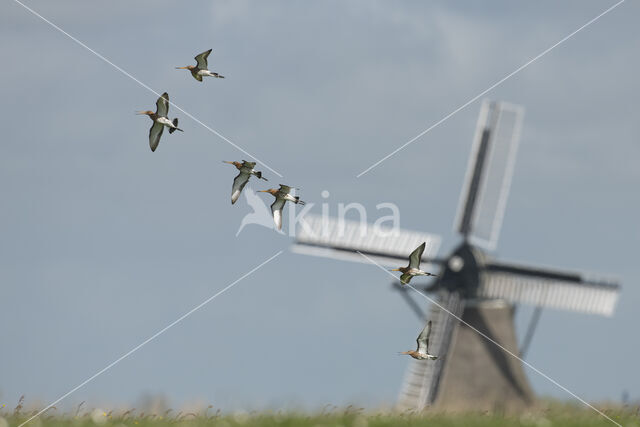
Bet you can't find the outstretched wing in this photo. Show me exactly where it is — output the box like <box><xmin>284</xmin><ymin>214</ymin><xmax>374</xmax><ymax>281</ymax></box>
<box><xmin>278</xmin><ymin>184</ymin><xmax>293</xmax><ymax>194</ymax></box>
<box><xmin>408</xmin><ymin>242</ymin><xmax>426</xmax><ymax>269</ymax></box>
<box><xmin>270</xmin><ymin>198</ymin><xmax>286</xmax><ymax>230</ymax></box>
<box><xmin>195</xmin><ymin>49</ymin><xmax>212</xmax><ymax>69</ymax></box>
<box><xmin>156</xmin><ymin>92</ymin><xmax>169</xmax><ymax>118</ymax></box>
<box><xmin>231</xmin><ymin>172</ymin><xmax>251</xmax><ymax>204</ymax></box>
<box><xmin>400</xmin><ymin>272</ymin><xmax>413</xmax><ymax>285</ymax></box>
<box><xmin>416</xmin><ymin>320</ymin><xmax>432</xmax><ymax>354</ymax></box>
<box><xmin>149</xmin><ymin>121</ymin><xmax>164</xmax><ymax>152</ymax></box>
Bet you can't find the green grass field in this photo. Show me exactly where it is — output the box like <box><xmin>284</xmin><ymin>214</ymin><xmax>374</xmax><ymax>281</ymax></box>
<box><xmin>2</xmin><ymin>402</ymin><xmax>639</xmax><ymax>427</ymax></box>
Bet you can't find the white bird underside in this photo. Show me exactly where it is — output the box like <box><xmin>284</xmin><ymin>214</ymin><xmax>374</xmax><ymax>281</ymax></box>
<box><xmin>197</xmin><ymin>69</ymin><xmax>221</xmax><ymax>77</ymax></box>
<box><xmin>156</xmin><ymin>116</ymin><xmax>174</xmax><ymax>127</ymax></box>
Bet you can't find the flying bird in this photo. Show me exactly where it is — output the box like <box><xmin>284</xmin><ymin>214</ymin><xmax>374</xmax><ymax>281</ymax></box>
<box><xmin>390</xmin><ymin>242</ymin><xmax>437</xmax><ymax>285</ymax></box>
<box><xmin>176</xmin><ymin>49</ymin><xmax>225</xmax><ymax>81</ymax></box>
<box><xmin>224</xmin><ymin>160</ymin><xmax>268</xmax><ymax>204</ymax></box>
<box><xmin>400</xmin><ymin>320</ymin><xmax>438</xmax><ymax>360</ymax></box>
<box><xmin>137</xmin><ymin>92</ymin><xmax>183</xmax><ymax>152</ymax></box>
<box><xmin>258</xmin><ymin>184</ymin><xmax>306</xmax><ymax>230</ymax></box>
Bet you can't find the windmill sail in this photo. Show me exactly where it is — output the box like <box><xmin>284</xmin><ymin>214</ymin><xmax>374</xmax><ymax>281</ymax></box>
<box><xmin>455</xmin><ymin>100</ymin><xmax>524</xmax><ymax>251</ymax></box>
<box><xmin>291</xmin><ymin>214</ymin><xmax>441</xmax><ymax>267</ymax></box>
<box><xmin>479</xmin><ymin>261</ymin><xmax>620</xmax><ymax>316</ymax></box>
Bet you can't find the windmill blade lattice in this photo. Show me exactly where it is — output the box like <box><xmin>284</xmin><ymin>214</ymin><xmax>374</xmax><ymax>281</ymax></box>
<box><xmin>292</xmin><ymin>214</ymin><xmax>442</xmax><ymax>268</ymax></box>
<box><xmin>480</xmin><ymin>262</ymin><xmax>619</xmax><ymax>316</ymax></box>
<box><xmin>455</xmin><ymin>100</ymin><xmax>524</xmax><ymax>251</ymax></box>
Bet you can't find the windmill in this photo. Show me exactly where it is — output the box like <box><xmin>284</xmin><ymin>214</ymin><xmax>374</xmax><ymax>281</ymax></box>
<box><xmin>291</xmin><ymin>100</ymin><xmax>621</xmax><ymax>412</ymax></box>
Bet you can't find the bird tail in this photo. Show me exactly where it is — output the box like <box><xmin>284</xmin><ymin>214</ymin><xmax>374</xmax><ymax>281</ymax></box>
<box><xmin>255</xmin><ymin>171</ymin><xmax>268</xmax><ymax>181</ymax></box>
<box><xmin>216</xmin><ymin>74</ymin><xmax>225</xmax><ymax>79</ymax></box>
<box><xmin>295</xmin><ymin>196</ymin><xmax>305</xmax><ymax>205</ymax></box>
<box><xmin>169</xmin><ymin>118</ymin><xmax>183</xmax><ymax>133</ymax></box>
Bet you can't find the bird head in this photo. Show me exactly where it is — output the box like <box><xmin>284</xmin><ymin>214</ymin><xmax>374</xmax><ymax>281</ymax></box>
<box><xmin>223</xmin><ymin>161</ymin><xmax>242</xmax><ymax>168</ymax></box>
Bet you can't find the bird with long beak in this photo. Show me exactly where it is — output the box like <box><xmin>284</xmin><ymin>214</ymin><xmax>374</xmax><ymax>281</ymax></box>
<box><xmin>137</xmin><ymin>92</ymin><xmax>183</xmax><ymax>152</ymax></box>
<box><xmin>400</xmin><ymin>320</ymin><xmax>438</xmax><ymax>360</ymax></box>
<box><xmin>258</xmin><ymin>184</ymin><xmax>305</xmax><ymax>230</ymax></box>
<box><xmin>390</xmin><ymin>242</ymin><xmax>437</xmax><ymax>285</ymax></box>
<box><xmin>224</xmin><ymin>160</ymin><xmax>268</xmax><ymax>204</ymax></box>
<box><xmin>176</xmin><ymin>49</ymin><xmax>224</xmax><ymax>82</ymax></box>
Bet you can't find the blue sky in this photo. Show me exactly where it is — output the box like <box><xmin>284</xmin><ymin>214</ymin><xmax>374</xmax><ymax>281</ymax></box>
<box><xmin>1</xmin><ymin>0</ymin><xmax>639</xmax><ymax>412</ymax></box>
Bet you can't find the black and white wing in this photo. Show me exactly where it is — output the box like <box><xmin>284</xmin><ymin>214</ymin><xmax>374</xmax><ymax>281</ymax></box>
<box><xmin>156</xmin><ymin>92</ymin><xmax>169</xmax><ymax>118</ymax></box>
<box><xmin>149</xmin><ymin>121</ymin><xmax>164</xmax><ymax>152</ymax></box>
<box><xmin>231</xmin><ymin>172</ymin><xmax>251</xmax><ymax>204</ymax></box>
<box><xmin>270</xmin><ymin>198</ymin><xmax>286</xmax><ymax>230</ymax></box>
<box><xmin>242</xmin><ymin>160</ymin><xmax>257</xmax><ymax>169</ymax></box>
<box><xmin>416</xmin><ymin>320</ymin><xmax>432</xmax><ymax>354</ymax></box>
<box><xmin>408</xmin><ymin>242</ymin><xmax>426</xmax><ymax>270</ymax></box>
<box><xmin>195</xmin><ymin>49</ymin><xmax>212</xmax><ymax>69</ymax></box>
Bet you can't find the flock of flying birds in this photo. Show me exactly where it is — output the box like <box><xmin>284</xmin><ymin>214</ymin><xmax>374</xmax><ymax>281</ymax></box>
<box><xmin>137</xmin><ymin>49</ymin><xmax>439</xmax><ymax>361</ymax></box>
<box><xmin>136</xmin><ymin>49</ymin><xmax>306</xmax><ymax>231</ymax></box>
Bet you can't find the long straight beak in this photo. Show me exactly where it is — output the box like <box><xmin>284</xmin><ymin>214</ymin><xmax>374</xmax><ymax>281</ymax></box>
<box><xmin>135</xmin><ymin>111</ymin><xmax>146</xmax><ymax>115</ymax></box>
<box><xmin>176</xmin><ymin>66</ymin><xmax>188</xmax><ymax>69</ymax></box>
<box><xmin>222</xmin><ymin>161</ymin><xmax>233</xmax><ymax>164</ymax></box>
<box><xmin>389</xmin><ymin>268</ymin><xmax>400</xmax><ymax>272</ymax></box>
